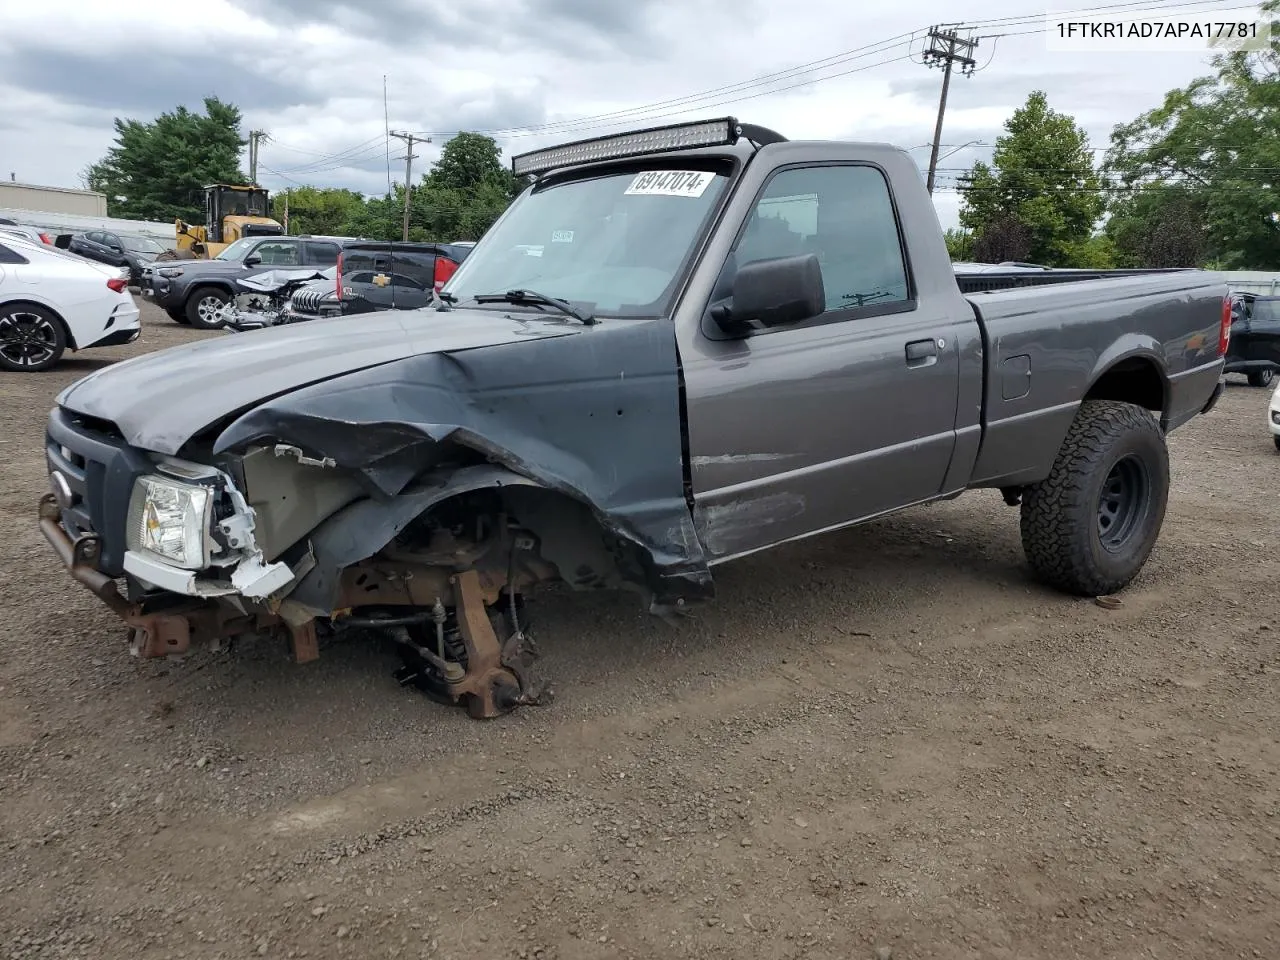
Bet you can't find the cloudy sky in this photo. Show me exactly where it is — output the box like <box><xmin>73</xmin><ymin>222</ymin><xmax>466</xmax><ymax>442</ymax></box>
<box><xmin>0</xmin><ymin>0</ymin><xmax>1264</xmax><ymax>230</ymax></box>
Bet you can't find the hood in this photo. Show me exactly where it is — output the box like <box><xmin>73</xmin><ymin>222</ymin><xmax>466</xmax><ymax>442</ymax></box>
<box><xmin>155</xmin><ymin>257</ymin><xmax>244</xmax><ymax>276</ymax></box>
<box><xmin>56</xmin><ymin>308</ymin><xmax>584</xmax><ymax>454</ymax></box>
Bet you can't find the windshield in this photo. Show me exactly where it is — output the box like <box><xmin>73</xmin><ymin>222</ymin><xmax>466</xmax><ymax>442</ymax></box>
<box><xmin>218</xmin><ymin>188</ymin><xmax>269</xmax><ymax>218</ymax></box>
<box><xmin>120</xmin><ymin>234</ymin><xmax>165</xmax><ymax>254</ymax></box>
<box><xmin>214</xmin><ymin>237</ymin><xmax>257</xmax><ymax>261</ymax></box>
<box><xmin>443</xmin><ymin>166</ymin><xmax>729</xmax><ymax>317</ymax></box>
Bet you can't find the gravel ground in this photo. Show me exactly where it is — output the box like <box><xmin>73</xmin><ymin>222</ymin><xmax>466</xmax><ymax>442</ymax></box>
<box><xmin>1</xmin><ymin>300</ymin><xmax>1278</xmax><ymax>960</ymax></box>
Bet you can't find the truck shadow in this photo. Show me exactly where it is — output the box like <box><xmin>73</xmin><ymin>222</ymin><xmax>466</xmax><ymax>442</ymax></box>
<box><xmin>133</xmin><ymin>492</ymin><xmax>1045</xmax><ymax>723</ymax></box>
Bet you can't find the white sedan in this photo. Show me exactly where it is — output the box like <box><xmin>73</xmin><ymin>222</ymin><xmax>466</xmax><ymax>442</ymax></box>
<box><xmin>0</xmin><ymin>232</ymin><xmax>140</xmax><ymax>372</ymax></box>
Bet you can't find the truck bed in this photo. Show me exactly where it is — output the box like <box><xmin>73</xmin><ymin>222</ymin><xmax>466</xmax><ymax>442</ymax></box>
<box><xmin>959</xmin><ymin>269</ymin><xmax>1227</xmax><ymax>489</ymax></box>
<box><xmin>954</xmin><ymin>265</ymin><xmax>1193</xmax><ymax>295</ymax></box>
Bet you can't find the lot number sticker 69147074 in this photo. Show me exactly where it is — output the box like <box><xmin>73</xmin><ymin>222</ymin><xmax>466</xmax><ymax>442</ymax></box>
<box><xmin>624</xmin><ymin>170</ymin><xmax>715</xmax><ymax>198</ymax></box>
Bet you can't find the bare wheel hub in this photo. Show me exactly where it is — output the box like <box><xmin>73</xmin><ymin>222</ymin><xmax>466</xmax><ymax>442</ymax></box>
<box><xmin>394</xmin><ymin>569</ymin><xmax>549</xmax><ymax>718</ymax></box>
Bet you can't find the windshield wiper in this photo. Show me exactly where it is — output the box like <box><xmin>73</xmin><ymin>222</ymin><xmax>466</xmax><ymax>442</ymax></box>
<box><xmin>471</xmin><ymin>289</ymin><xmax>596</xmax><ymax>325</ymax></box>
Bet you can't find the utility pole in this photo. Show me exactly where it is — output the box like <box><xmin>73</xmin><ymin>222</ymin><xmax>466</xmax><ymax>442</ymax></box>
<box><xmin>248</xmin><ymin>130</ymin><xmax>268</xmax><ymax>184</ymax></box>
<box><xmin>389</xmin><ymin>130</ymin><xmax>422</xmax><ymax>241</ymax></box>
<box><xmin>922</xmin><ymin>26</ymin><xmax>978</xmax><ymax>195</ymax></box>
<box><xmin>282</xmin><ymin>188</ymin><xmax>290</xmax><ymax>234</ymax></box>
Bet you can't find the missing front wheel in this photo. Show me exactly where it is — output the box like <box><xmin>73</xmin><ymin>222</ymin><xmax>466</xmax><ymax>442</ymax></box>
<box><xmin>378</xmin><ymin>570</ymin><xmax>549</xmax><ymax>718</ymax></box>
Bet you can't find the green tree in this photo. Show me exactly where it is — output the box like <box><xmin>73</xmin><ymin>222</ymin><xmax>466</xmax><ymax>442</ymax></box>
<box><xmin>1102</xmin><ymin>0</ymin><xmax>1279</xmax><ymax>268</ymax></box>
<box><xmin>943</xmin><ymin>228</ymin><xmax>973</xmax><ymax>261</ymax></box>
<box><xmin>423</xmin><ymin>131</ymin><xmax>523</xmax><ymax>200</ymax></box>
<box><xmin>271</xmin><ymin>186</ymin><xmax>367</xmax><ymax>236</ymax></box>
<box><xmin>86</xmin><ymin>98</ymin><xmax>248</xmax><ymax>222</ymax></box>
<box><xmin>971</xmin><ymin>216</ymin><xmax>1033</xmax><ymax>263</ymax></box>
<box><xmin>958</xmin><ymin>91</ymin><xmax>1105</xmax><ymax>265</ymax></box>
<box><xmin>344</xmin><ymin>192</ymin><xmax>402</xmax><ymax>241</ymax></box>
<box><xmin>1103</xmin><ymin>185</ymin><xmax>1211</xmax><ymax>267</ymax></box>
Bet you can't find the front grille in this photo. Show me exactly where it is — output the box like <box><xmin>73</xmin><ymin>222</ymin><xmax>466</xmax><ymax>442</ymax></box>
<box><xmin>289</xmin><ymin>288</ymin><xmax>335</xmax><ymax>316</ymax></box>
<box><xmin>45</xmin><ymin>407</ymin><xmax>145</xmax><ymax>577</ymax></box>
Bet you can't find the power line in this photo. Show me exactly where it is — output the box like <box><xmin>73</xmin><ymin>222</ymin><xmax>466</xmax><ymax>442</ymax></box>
<box><xmin>921</xmin><ymin>26</ymin><xmax>979</xmax><ymax>194</ymax></box>
<box><xmin>248</xmin><ymin>130</ymin><xmax>268</xmax><ymax>184</ymax></box>
<box><xmin>389</xmin><ymin>130</ymin><xmax>426</xmax><ymax>241</ymax></box>
<box><xmin>256</xmin><ymin>0</ymin><xmax>1250</xmax><ymax>189</ymax></box>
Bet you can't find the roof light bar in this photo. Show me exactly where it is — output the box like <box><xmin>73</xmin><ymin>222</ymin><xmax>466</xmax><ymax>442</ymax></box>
<box><xmin>511</xmin><ymin>117</ymin><xmax>742</xmax><ymax>178</ymax></box>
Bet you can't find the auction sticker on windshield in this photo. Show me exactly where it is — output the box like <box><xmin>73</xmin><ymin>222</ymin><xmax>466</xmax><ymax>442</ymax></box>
<box><xmin>625</xmin><ymin>170</ymin><xmax>715</xmax><ymax>198</ymax></box>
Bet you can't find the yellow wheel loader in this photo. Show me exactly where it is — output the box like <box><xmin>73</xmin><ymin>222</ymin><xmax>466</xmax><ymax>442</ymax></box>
<box><xmin>172</xmin><ymin>184</ymin><xmax>284</xmax><ymax>259</ymax></box>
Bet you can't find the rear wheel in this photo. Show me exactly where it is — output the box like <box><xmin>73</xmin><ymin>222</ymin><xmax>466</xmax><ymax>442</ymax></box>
<box><xmin>1248</xmin><ymin>368</ymin><xmax>1275</xmax><ymax>388</ymax></box>
<box><xmin>185</xmin><ymin>288</ymin><xmax>229</xmax><ymax>329</ymax></box>
<box><xmin>0</xmin><ymin>303</ymin><xmax>67</xmax><ymax>372</ymax></box>
<box><xmin>1020</xmin><ymin>400</ymin><xmax>1169</xmax><ymax>597</ymax></box>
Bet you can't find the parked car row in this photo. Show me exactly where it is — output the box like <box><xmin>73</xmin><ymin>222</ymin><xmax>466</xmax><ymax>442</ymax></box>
<box><xmin>0</xmin><ymin>233</ymin><xmax>139</xmax><ymax>372</ymax></box>
<box><xmin>137</xmin><ymin>234</ymin><xmax>472</xmax><ymax>328</ymax></box>
<box><xmin>62</xmin><ymin>230</ymin><xmax>169</xmax><ymax>286</ymax></box>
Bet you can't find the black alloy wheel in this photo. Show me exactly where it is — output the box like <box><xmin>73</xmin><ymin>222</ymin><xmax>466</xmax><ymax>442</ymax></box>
<box><xmin>0</xmin><ymin>305</ymin><xmax>66</xmax><ymax>372</ymax></box>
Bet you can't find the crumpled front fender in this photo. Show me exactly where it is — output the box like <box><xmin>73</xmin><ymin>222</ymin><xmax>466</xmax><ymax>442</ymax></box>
<box><xmin>214</xmin><ymin>318</ymin><xmax>715</xmax><ymax>608</ymax></box>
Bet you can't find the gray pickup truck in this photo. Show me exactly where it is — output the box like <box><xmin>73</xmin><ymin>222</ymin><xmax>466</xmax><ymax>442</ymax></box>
<box><xmin>39</xmin><ymin>118</ymin><xmax>1228</xmax><ymax>718</ymax></box>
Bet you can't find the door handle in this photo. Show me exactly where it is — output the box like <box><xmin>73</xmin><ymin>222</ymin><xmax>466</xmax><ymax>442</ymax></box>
<box><xmin>905</xmin><ymin>338</ymin><xmax>938</xmax><ymax>366</ymax></box>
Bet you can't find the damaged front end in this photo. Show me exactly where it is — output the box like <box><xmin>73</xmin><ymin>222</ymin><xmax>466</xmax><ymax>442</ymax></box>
<box><xmin>39</xmin><ymin>315</ymin><xmax>715</xmax><ymax>719</ymax></box>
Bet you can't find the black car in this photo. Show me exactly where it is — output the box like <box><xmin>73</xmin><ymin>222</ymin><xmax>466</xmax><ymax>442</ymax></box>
<box><xmin>286</xmin><ymin>242</ymin><xmax>472</xmax><ymax>321</ymax></box>
<box><xmin>140</xmin><ymin>234</ymin><xmax>347</xmax><ymax>328</ymax></box>
<box><xmin>1224</xmin><ymin>294</ymin><xmax>1280</xmax><ymax>387</ymax></box>
<box><xmin>65</xmin><ymin>230</ymin><xmax>169</xmax><ymax>286</ymax></box>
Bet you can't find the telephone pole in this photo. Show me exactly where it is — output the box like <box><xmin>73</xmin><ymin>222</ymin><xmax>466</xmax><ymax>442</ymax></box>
<box><xmin>248</xmin><ymin>130</ymin><xmax>268</xmax><ymax>184</ymax></box>
<box><xmin>389</xmin><ymin>130</ymin><xmax>423</xmax><ymax>241</ymax></box>
<box><xmin>922</xmin><ymin>26</ymin><xmax>978</xmax><ymax>195</ymax></box>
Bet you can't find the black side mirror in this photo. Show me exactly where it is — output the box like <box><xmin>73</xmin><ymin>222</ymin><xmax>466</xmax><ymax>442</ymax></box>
<box><xmin>711</xmin><ymin>253</ymin><xmax>825</xmax><ymax>333</ymax></box>
<box><xmin>244</xmin><ymin>254</ymin><xmax>262</xmax><ymax>266</ymax></box>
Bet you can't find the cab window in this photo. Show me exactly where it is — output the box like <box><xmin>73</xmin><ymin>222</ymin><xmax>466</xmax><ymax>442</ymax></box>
<box><xmin>305</xmin><ymin>241</ymin><xmax>339</xmax><ymax>266</ymax></box>
<box><xmin>251</xmin><ymin>241</ymin><xmax>300</xmax><ymax>266</ymax></box>
<box><xmin>735</xmin><ymin>165</ymin><xmax>911</xmax><ymax>315</ymax></box>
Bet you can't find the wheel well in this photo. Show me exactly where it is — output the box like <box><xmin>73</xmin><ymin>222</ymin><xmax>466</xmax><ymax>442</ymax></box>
<box><xmin>1084</xmin><ymin>357</ymin><xmax>1165</xmax><ymax>411</ymax></box>
<box><xmin>0</xmin><ymin>298</ymin><xmax>76</xmax><ymax>349</ymax></box>
<box><xmin>186</xmin><ymin>283</ymin><xmax>231</xmax><ymax>303</ymax></box>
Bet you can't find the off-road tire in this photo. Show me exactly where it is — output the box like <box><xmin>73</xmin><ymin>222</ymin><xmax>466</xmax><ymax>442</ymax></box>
<box><xmin>185</xmin><ymin>287</ymin><xmax>229</xmax><ymax>329</ymax></box>
<box><xmin>1248</xmin><ymin>368</ymin><xmax>1275</xmax><ymax>388</ymax></box>
<box><xmin>166</xmin><ymin>307</ymin><xmax>190</xmax><ymax>325</ymax></box>
<box><xmin>1020</xmin><ymin>399</ymin><xmax>1169</xmax><ymax>597</ymax></box>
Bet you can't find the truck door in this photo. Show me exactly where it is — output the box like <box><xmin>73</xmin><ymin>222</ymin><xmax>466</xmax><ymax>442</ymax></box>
<box><xmin>680</xmin><ymin>163</ymin><xmax>964</xmax><ymax>562</ymax></box>
<box><xmin>341</xmin><ymin>249</ymin><xmax>396</xmax><ymax>311</ymax></box>
<box><xmin>389</xmin><ymin>249</ymin><xmax>434</xmax><ymax>311</ymax></box>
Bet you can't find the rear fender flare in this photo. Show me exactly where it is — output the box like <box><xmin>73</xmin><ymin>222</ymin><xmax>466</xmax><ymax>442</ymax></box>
<box><xmin>1084</xmin><ymin>336</ymin><xmax>1170</xmax><ymax>407</ymax></box>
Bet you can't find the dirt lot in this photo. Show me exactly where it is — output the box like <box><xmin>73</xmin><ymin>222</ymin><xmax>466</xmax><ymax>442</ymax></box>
<box><xmin>1</xmin><ymin>300</ymin><xmax>1278</xmax><ymax>960</ymax></box>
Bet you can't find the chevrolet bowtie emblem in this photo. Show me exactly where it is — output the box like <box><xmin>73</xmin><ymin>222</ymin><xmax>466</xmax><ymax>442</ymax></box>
<box><xmin>372</xmin><ymin>273</ymin><xmax>390</xmax><ymax>287</ymax></box>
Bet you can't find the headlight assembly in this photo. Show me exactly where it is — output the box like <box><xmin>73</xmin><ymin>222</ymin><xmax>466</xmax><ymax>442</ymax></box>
<box><xmin>126</xmin><ymin>475</ymin><xmax>214</xmax><ymax>569</ymax></box>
